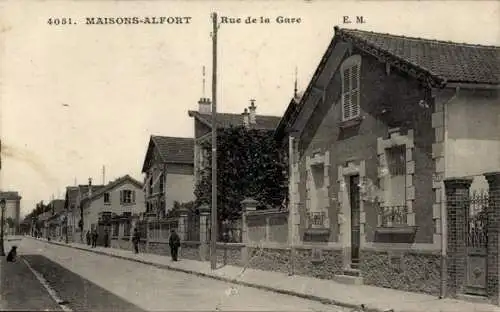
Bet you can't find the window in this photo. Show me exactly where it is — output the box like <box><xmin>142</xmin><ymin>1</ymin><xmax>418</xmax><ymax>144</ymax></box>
<box><xmin>341</xmin><ymin>55</ymin><xmax>361</xmax><ymax>121</ymax></box>
<box><xmin>120</xmin><ymin>190</ymin><xmax>135</xmax><ymax>204</ymax></box>
<box><xmin>124</xmin><ymin>221</ymin><xmax>131</xmax><ymax>237</ymax></box>
<box><xmin>103</xmin><ymin>192</ymin><xmax>110</xmax><ymax>204</ymax></box>
<box><xmin>159</xmin><ymin>174</ymin><xmax>164</xmax><ymax>193</ymax></box>
<box><xmin>386</xmin><ymin>145</ymin><xmax>406</xmax><ymax>206</ymax></box>
<box><xmin>149</xmin><ymin>176</ymin><xmax>153</xmax><ymax>195</ymax></box>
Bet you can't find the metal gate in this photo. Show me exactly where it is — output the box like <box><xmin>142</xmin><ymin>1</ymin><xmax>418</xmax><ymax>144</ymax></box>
<box><xmin>465</xmin><ymin>191</ymin><xmax>489</xmax><ymax>296</ymax></box>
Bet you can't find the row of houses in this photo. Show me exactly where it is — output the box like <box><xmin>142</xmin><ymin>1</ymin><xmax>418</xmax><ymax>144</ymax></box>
<box><xmin>28</xmin><ymin>27</ymin><xmax>500</xmax><ymax>304</ymax></box>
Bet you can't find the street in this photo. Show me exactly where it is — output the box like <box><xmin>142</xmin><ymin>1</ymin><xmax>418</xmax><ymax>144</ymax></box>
<box><xmin>1</xmin><ymin>238</ymin><xmax>349</xmax><ymax>311</ymax></box>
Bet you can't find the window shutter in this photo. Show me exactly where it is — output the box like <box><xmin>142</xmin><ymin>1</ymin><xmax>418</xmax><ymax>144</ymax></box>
<box><xmin>120</xmin><ymin>190</ymin><xmax>124</xmax><ymax>204</ymax></box>
<box><xmin>350</xmin><ymin>64</ymin><xmax>360</xmax><ymax>118</ymax></box>
<box><xmin>132</xmin><ymin>191</ymin><xmax>136</xmax><ymax>203</ymax></box>
<box><xmin>342</xmin><ymin>67</ymin><xmax>351</xmax><ymax>120</ymax></box>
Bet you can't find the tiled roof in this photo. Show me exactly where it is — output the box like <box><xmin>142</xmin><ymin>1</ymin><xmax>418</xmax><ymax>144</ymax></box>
<box><xmin>82</xmin><ymin>175</ymin><xmax>143</xmax><ymax>204</ymax></box>
<box><xmin>151</xmin><ymin>136</ymin><xmax>194</xmax><ymax>164</ymax></box>
<box><xmin>337</xmin><ymin>27</ymin><xmax>500</xmax><ymax>85</ymax></box>
<box><xmin>188</xmin><ymin>111</ymin><xmax>281</xmax><ymax>130</ymax></box>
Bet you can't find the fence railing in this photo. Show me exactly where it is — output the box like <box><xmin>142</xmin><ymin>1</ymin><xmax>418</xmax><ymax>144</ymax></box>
<box><xmin>307</xmin><ymin>211</ymin><xmax>327</xmax><ymax>228</ymax></box>
<box><xmin>377</xmin><ymin>205</ymin><xmax>408</xmax><ymax>227</ymax></box>
<box><xmin>467</xmin><ymin>190</ymin><xmax>489</xmax><ymax>248</ymax></box>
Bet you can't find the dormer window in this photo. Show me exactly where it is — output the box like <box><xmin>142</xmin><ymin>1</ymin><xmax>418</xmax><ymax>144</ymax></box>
<box><xmin>341</xmin><ymin>55</ymin><xmax>361</xmax><ymax>121</ymax></box>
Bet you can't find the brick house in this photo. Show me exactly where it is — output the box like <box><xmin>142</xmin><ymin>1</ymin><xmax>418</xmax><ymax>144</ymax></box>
<box><xmin>141</xmin><ymin>135</ymin><xmax>195</xmax><ymax>219</ymax></box>
<box><xmin>275</xmin><ymin>27</ymin><xmax>499</xmax><ymax>297</ymax></box>
<box><xmin>188</xmin><ymin>97</ymin><xmax>282</xmax><ymax>184</ymax></box>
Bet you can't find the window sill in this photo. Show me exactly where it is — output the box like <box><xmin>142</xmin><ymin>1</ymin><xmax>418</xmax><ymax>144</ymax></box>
<box><xmin>375</xmin><ymin>225</ymin><xmax>417</xmax><ymax>235</ymax></box>
<box><xmin>339</xmin><ymin>116</ymin><xmax>363</xmax><ymax>129</ymax></box>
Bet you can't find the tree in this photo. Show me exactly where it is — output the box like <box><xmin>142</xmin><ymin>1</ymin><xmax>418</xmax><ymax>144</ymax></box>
<box><xmin>194</xmin><ymin>126</ymin><xmax>288</xmax><ymax>222</ymax></box>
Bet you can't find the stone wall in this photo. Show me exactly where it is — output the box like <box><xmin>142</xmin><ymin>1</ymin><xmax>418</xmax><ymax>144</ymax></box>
<box><xmin>361</xmin><ymin>250</ymin><xmax>441</xmax><ymax>295</ymax></box>
<box><xmin>247</xmin><ymin>247</ymin><xmax>291</xmax><ymax>274</ymax></box>
<box><xmin>110</xmin><ymin>237</ymin><xmax>132</xmax><ymax>251</ymax></box>
<box><xmin>148</xmin><ymin>241</ymin><xmax>170</xmax><ymax>256</ymax></box>
<box><xmin>181</xmin><ymin>241</ymin><xmax>201</xmax><ymax>261</ymax></box>
<box><xmin>216</xmin><ymin>243</ymin><xmax>244</xmax><ymax>267</ymax></box>
<box><xmin>293</xmin><ymin>248</ymin><xmax>343</xmax><ymax>279</ymax></box>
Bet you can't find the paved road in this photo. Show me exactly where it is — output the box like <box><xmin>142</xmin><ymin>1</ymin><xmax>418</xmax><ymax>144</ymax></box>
<box><xmin>2</xmin><ymin>238</ymin><xmax>348</xmax><ymax>311</ymax></box>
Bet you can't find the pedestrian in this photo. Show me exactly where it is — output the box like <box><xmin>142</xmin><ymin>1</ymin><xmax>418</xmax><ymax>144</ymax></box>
<box><xmin>168</xmin><ymin>229</ymin><xmax>181</xmax><ymax>261</ymax></box>
<box><xmin>91</xmin><ymin>229</ymin><xmax>98</xmax><ymax>248</ymax></box>
<box><xmin>132</xmin><ymin>228</ymin><xmax>140</xmax><ymax>254</ymax></box>
<box><xmin>86</xmin><ymin>231</ymin><xmax>91</xmax><ymax>246</ymax></box>
<box><xmin>104</xmin><ymin>229</ymin><xmax>109</xmax><ymax>248</ymax></box>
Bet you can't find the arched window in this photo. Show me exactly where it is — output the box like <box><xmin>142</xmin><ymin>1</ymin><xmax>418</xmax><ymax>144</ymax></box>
<box><xmin>340</xmin><ymin>55</ymin><xmax>361</xmax><ymax>121</ymax></box>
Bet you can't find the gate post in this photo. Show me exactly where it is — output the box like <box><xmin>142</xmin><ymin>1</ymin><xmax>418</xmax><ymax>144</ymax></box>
<box><xmin>198</xmin><ymin>205</ymin><xmax>211</xmax><ymax>261</ymax></box>
<box><xmin>485</xmin><ymin>172</ymin><xmax>500</xmax><ymax>305</ymax></box>
<box><xmin>444</xmin><ymin>177</ymin><xmax>473</xmax><ymax>297</ymax></box>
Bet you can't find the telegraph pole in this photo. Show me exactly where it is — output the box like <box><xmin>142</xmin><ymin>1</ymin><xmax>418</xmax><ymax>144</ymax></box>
<box><xmin>210</xmin><ymin>12</ymin><xmax>218</xmax><ymax>270</ymax></box>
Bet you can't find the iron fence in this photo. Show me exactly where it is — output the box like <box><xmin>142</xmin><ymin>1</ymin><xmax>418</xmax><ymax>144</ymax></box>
<box><xmin>467</xmin><ymin>190</ymin><xmax>489</xmax><ymax>248</ymax></box>
<box><xmin>378</xmin><ymin>205</ymin><xmax>408</xmax><ymax>227</ymax></box>
<box><xmin>307</xmin><ymin>211</ymin><xmax>326</xmax><ymax>228</ymax></box>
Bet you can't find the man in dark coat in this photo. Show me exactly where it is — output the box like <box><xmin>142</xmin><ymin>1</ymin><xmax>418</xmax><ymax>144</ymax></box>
<box><xmin>91</xmin><ymin>229</ymin><xmax>98</xmax><ymax>248</ymax></box>
<box><xmin>86</xmin><ymin>231</ymin><xmax>91</xmax><ymax>245</ymax></box>
<box><xmin>168</xmin><ymin>229</ymin><xmax>181</xmax><ymax>261</ymax></box>
<box><xmin>132</xmin><ymin>228</ymin><xmax>140</xmax><ymax>254</ymax></box>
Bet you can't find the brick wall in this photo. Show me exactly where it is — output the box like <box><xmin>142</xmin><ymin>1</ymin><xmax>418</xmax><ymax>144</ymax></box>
<box><xmin>296</xmin><ymin>47</ymin><xmax>434</xmax><ymax>244</ymax></box>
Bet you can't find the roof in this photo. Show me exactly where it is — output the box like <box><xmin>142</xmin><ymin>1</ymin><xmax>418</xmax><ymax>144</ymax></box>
<box><xmin>81</xmin><ymin>175</ymin><xmax>143</xmax><ymax>204</ymax></box>
<box><xmin>337</xmin><ymin>27</ymin><xmax>500</xmax><ymax>85</ymax></box>
<box><xmin>142</xmin><ymin>136</ymin><xmax>194</xmax><ymax>172</ymax></box>
<box><xmin>64</xmin><ymin>187</ymin><xmax>79</xmax><ymax>208</ymax></box>
<box><xmin>78</xmin><ymin>185</ymin><xmax>105</xmax><ymax>199</ymax></box>
<box><xmin>274</xmin><ymin>26</ymin><xmax>500</xmax><ymax>141</ymax></box>
<box><xmin>0</xmin><ymin>191</ymin><xmax>21</xmax><ymax>200</ymax></box>
<box><xmin>188</xmin><ymin>111</ymin><xmax>281</xmax><ymax>130</ymax></box>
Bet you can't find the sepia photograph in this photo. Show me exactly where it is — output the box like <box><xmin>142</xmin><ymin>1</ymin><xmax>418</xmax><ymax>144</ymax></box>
<box><xmin>0</xmin><ymin>1</ymin><xmax>499</xmax><ymax>311</ymax></box>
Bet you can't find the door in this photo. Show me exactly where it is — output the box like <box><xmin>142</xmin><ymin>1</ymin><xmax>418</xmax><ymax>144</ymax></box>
<box><xmin>349</xmin><ymin>175</ymin><xmax>361</xmax><ymax>270</ymax></box>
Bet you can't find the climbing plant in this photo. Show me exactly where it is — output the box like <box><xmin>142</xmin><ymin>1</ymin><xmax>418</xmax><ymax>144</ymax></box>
<box><xmin>194</xmin><ymin>126</ymin><xmax>288</xmax><ymax>221</ymax></box>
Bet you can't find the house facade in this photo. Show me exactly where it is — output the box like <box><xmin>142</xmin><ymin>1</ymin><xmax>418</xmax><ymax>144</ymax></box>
<box><xmin>275</xmin><ymin>27</ymin><xmax>499</xmax><ymax>298</ymax></box>
<box><xmin>188</xmin><ymin>98</ymin><xmax>282</xmax><ymax>184</ymax></box>
<box><xmin>81</xmin><ymin>175</ymin><xmax>144</xmax><ymax>236</ymax></box>
<box><xmin>141</xmin><ymin>135</ymin><xmax>195</xmax><ymax>219</ymax></box>
<box><xmin>46</xmin><ymin>199</ymin><xmax>65</xmax><ymax>240</ymax></box>
<box><xmin>65</xmin><ymin>182</ymin><xmax>105</xmax><ymax>243</ymax></box>
<box><xmin>0</xmin><ymin>191</ymin><xmax>22</xmax><ymax>235</ymax></box>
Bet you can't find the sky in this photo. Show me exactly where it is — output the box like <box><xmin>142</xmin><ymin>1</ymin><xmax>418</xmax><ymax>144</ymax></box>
<box><xmin>0</xmin><ymin>0</ymin><xmax>499</xmax><ymax>217</ymax></box>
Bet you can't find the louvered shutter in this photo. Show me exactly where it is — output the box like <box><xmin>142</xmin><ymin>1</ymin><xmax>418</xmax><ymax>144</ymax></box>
<box><xmin>132</xmin><ymin>191</ymin><xmax>136</xmax><ymax>203</ymax></box>
<box><xmin>342</xmin><ymin>67</ymin><xmax>351</xmax><ymax>120</ymax></box>
<box><xmin>350</xmin><ymin>64</ymin><xmax>360</xmax><ymax>118</ymax></box>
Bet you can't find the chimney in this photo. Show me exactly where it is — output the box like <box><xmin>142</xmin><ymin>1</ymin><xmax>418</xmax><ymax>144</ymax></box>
<box><xmin>249</xmin><ymin>99</ymin><xmax>256</xmax><ymax>125</ymax></box>
<box><xmin>88</xmin><ymin>177</ymin><xmax>92</xmax><ymax>198</ymax></box>
<box><xmin>242</xmin><ymin>108</ymin><xmax>249</xmax><ymax>128</ymax></box>
<box><xmin>198</xmin><ymin>97</ymin><xmax>211</xmax><ymax>114</ymax></box>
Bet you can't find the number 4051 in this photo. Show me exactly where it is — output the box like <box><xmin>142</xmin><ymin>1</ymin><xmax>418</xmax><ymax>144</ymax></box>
<box><xmin>47</xmin><ymin>18</ymin><xmax>74</xmax><ymax>25</ymax></box>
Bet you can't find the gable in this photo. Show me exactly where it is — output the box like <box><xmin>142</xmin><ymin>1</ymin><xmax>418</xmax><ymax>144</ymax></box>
<box><xmin>142</xmin><ymin>138</ymin><xmax>157</xmax><ymax>173</ymax></box>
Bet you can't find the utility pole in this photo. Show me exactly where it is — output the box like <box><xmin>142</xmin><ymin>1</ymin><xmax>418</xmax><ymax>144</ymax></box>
<box><xmin>210</xmin><ymin>11</ymin><xmax>218</xmax><ymax>270</ymax></box>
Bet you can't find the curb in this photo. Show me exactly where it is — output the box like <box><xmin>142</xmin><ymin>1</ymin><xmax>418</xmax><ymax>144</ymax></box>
<box><xmin>40</xmin><ymin>239</ymin><xmax>392</xmax><ymax>312</ymax></box>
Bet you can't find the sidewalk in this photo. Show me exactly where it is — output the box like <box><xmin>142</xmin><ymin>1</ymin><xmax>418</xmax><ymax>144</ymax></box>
<box><xmin>36</xmin><ymin>237</ymin><xmax>500</xmax><ymax>312</ymax></box>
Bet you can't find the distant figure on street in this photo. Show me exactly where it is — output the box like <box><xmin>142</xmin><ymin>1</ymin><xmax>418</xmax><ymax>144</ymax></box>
<box><xmin>6</xmin><ymin>246</ymin><xmax>17</xmax><ymax>262</ymax></box>
<box><xmin>103</xmin><ymin>229</ymin><xmax>109</xmax><ymax>248</ymax></box>
<box><xmin>86</xmin><ymin>231</ymin><xmax>91</xmax><ymax>246</ymax></box>
<box><xmin>91</xmin><ymin>229</ymin><xmax>98</xmax><ymax>248</ymax></box>
<box><xmin>132</xmin><ymin>228</ymin><xmax>140</xmax><ymax>254</ymax></box>
<box><xmin>168</xmin><ymin>229</ymin><xmax>180</xmax><ymax>261</ymax></box>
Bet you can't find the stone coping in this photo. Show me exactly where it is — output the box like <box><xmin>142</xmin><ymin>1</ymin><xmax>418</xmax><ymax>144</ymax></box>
<box><xmin>246</xmin><ymin>209</ymin><xmax>289</xmax><ymax>217</ymax></box>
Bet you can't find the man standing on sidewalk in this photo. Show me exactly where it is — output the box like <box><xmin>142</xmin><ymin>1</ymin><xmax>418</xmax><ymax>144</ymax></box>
<box><xmin>132</xmin><ymin>228</ymin><xmax>140</xmax><ymax>254</ymax></box>
<box><xmin>168</xmin><ymin>229</ymin><xmax>180</xmax><ymax>261</ymax></box>
<box><xmin>91</xmin><ymin>229</ymin><xmax>98</xmax><ymax>248</ymax></box>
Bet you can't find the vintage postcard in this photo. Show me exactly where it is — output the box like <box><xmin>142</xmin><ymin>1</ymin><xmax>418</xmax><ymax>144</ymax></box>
<box><xmin>0</xmin><ymin>1</ymin><xmax>499</xmax><ymax>311</ymax></box>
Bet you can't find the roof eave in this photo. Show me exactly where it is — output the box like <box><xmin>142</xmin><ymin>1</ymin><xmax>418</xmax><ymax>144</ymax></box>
<box><xmin>445</xmin><ymin>82</ymin><xmax>500</xmax><ymax>90</ymax></box>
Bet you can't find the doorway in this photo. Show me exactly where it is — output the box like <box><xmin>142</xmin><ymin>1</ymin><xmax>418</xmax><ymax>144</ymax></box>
<box><xmin>349</xmin><ymin>175</ymin><xmax>361</xmax><ymax>270</ymax></box>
